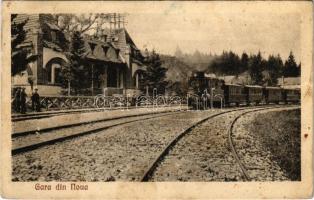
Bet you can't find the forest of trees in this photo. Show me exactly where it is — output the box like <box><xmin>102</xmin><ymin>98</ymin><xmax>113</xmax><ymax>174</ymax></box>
<box><xmin>174</xmin><ymin>47</ymin><xmax>301</xmax><ymax>86</ymax></box>
<box><xmin>208</xmin><ymin>51</ymin><xmax>300</xmax><ymax>85</ymax></box>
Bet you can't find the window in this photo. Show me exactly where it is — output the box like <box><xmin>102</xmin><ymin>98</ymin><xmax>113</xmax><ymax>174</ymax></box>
<box><xmin>51</xmin><ymin>31</ymin><xmax>57</xmax><ymax>42</ymax></box>
<box><xmin>54</xmin><ymin>67</ymin><xmax>62</xmax><ymax>84</ymax></box>
<box><xmin>48</xmin><ymin>63</ymin><xmax>62</xmax><ymax>84</ymax></box>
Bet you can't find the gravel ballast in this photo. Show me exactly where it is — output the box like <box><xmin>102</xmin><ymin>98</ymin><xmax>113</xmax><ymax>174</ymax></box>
<box><xmin>151</xmin><ymin>107</ymin><xmax>300</xmax><ymax>181</ymax></box>
<box><xmin>12</xmin><ymin>110</ymin><xmax>222</xmax><ymax>181</ymax></box>
<box><xmin>12</xmin><ymin>106</ymin><xmax>300</xmax><ymax>182</ymax></box>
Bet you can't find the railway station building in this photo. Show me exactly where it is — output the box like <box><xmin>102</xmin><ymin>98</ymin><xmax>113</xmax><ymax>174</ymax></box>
<box><xmin>12</xmin><ymin>14</ymin><xmax>147</xmax><ymax>96</ymax></box>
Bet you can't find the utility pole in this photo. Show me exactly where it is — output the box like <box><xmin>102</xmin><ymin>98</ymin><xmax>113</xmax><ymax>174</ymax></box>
<box><xmin>113</xmin><ymin>13</ymin><xmax>116</xmax><ymax>30</ymax></box>
<box><xmin>118</xmin><ymin>13</ymin><xmax>121</xmax><ymax>29</ymax></box>
<box><xmin>91</xmin><ymin>63</ymin><xmax>94</xmax><ymax>96</ymax></box>
<box><xmin>122</xmin><ymin>15</ymin><xmax>126</xmax><ymax>28</ymax></box>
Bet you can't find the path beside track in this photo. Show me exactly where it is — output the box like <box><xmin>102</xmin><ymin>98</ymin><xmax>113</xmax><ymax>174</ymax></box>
<box><xmin>12</xmin><ymin>106</ymin><xmax>185</xmax><ymax>135</ymax></box>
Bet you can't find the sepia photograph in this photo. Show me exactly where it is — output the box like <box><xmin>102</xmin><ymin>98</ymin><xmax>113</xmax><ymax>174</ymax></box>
<box><xmin>1</xmin><ymin>1</ymin><xmax>313</xmax><ymax>199</ymax></box>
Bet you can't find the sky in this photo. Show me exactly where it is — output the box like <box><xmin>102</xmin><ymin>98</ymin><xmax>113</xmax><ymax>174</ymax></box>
<box><xmin>123</xmin><ymin>2</ymin><xmax>302</xmax><ymax>62</ymax></box>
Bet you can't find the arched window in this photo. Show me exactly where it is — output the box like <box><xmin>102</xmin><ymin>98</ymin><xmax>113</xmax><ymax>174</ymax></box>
<box><xmin>45</xmin><ymin>57</ymin><xmax>66</xmax><ymax>85</ymax></box>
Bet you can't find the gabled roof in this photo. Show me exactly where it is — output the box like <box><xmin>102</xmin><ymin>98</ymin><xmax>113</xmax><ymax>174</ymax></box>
<box><xmin>221</xmin><ymin>75</ymin><xmax>236</xmax><ymax>83</ymax></box>
<box><xmin>277</xmin><ymin>77</ymin><xmax>301</xmax><ymax>86</ymax></box>
<box><xmin>84</xmin><ymin>36</ymin><xmax>123</xmax><ymax>63</ymax></box>
<box><xmin>101</xmin><ymin>28</ymin><xmax>143</xmax><ymax>59</ymax></box>
<box><xmin>218</xmin><ymin>72</ymin><xmax>251</xmax><ymax>85</ymax></box>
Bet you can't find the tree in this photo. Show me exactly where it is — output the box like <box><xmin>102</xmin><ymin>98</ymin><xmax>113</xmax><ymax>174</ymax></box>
<box><xmin>240</xmin><ymin>52</ymin><xmax>249</xmax><ymax>73</ymax></box>
<box><xmin>248</xmin><ymin>52</ymin><xmax>264</xmax><ymax>85</ymax></box>
<box><xmin>283</xmin><ymin>52</ymin><xmax>299</xmax><ymax>77</ymax></box>
<box><xmin>11</xmin><ymin>14</ymin><xmax>37</xmax><ymax>76</ymax></box>
<box><xmin>142</xmin><ymin>51</ymin><xmax>168</xmax><ymax>94</ymax></box>
<box><xmin>53</xmin><ymin>14</ymin><xmax>111</xmax><ymax>38</ymax></box>
<box><xmin>61</xmin><ymin>31</ymin><xmax>89</xmax><ymax>94</ymax></box>
<box><xmin>208</xmin><ymin>51</ymin><xmax>241</xmax><ymax>76</ymax></box>
<box><xmin>264</xmin><ymin>54</ymin><xmax>283</xmax><ymax>86</ymax></box>
<box><xmin>54</xmin><ymin>14</ymin><xmax>113</xmax><ymax>95</ymax></box>
<box><xmin>174</xmin><ymin>46</ymin><xmax>184</xmax><ymax>58</ymax></box>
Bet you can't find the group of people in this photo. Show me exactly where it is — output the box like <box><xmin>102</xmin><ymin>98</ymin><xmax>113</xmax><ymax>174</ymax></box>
<box><xmin>13</xmin><ymin>87</ymin><xmax>40</xmax><ymax>114</ymax></box>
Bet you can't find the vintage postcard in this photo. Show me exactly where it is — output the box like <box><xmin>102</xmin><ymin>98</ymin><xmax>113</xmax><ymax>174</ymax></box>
<box><xmin>1</xmin><ymin>1</ymin><xmax>313</xmax><ymax>199</ymax></box>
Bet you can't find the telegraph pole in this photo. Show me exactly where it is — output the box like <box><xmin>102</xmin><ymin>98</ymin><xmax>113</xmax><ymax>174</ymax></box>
<box><xmin>91</xmin><ymin>64</ymin><xmax>94</xmax><ymax>96</ymax></box>
<box><xmin>108</xmin><ymin>13</ymin><xmax>127</xmax><ymax>31</ymax></box>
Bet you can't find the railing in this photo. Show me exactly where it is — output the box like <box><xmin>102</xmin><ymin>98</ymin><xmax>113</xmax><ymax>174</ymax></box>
<box><xmin>12</xmin><ymin>94</ymin><xmax>186</xmax><ymax>112</ymax></box>
<box><xmin>11</xmin><ymin>91</ymin><xmax>224</xmax><ymax>113</ymax></box>
<box><xmin>11</xmin><ymin>96</ymin><xmax>97</xmax><ymax>112</ymax></box>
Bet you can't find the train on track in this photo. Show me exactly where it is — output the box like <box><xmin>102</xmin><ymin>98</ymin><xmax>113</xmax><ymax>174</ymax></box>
<box><xmin>188</xmin><ymin>72</ymin><xmax>300</xmax><ymax>109</ymax></box>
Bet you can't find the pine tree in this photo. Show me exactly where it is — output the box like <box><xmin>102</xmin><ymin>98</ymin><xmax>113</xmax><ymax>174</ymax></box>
<box><xmin>11</xmin><ymin>14</ymin><xmax>37</xmax><ymax>76</ymax></box>
<box><xmin>61</xmin><ymin>31</ymin><xmax>89</xmax><ymax>94</ymax></box>
<box><xmin>142</xmin><ymin>51</ymin><xmax>168</xmax><ymax>95</ymax></box>
<box><xmin>264</xmin><ymin>54</ymin><xmax>283</xmax><ymax>86</ymax></box>
<box><xmin>240</xmin><ymin>52</ymin><xmax>249</xmax><ymax>73</ymax></box>
<box><xmin>248</xmin><ymin>52</ymin><xmax>264</xmax><ymax>85</ymax></box>
<box><xmin>297</xmin><ymin>62</ymin><xmax>301</xmax><ymax>76</ymax></box>
<box><xmin>283</xmin><ymin>52</ymin><xmax>299</xmax><ymax>77</ymax></box>
<box><xmin>174</xmin><ymin>46</ymin><xmax>184</xmax><ymax>58</ymax></box>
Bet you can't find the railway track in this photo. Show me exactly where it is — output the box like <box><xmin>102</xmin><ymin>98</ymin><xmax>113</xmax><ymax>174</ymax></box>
<box><xmin>227</xmin><ymin>109</ymin><xmax>262</xmax><ymax>181</ymax></box>
<box><xmin>12</xmin><ymin>104</ymin><xmax>298</xmax><ymax>181</ymax></box>
<box><xmin>11</xmin><ymin>108</ymin><xmax>106</xmax><ymax>122</ymax></box>
<box><xmin>140</xmin><ymin>105</ymin><xmax>290</xmax><ymax>181</ymax></box>
<box><xmin>12</xmin><ymin>109</ymin><xmax>185</xmax><ymax>155</ymax></box>
<box><xmin>12</xmin><ymin>105</ymin><xmax>181</xmax><ymax>122</ymax></box>
<box><xmin>227</xmin><ymin>106</ymin><xmax>299</xmax><ymax>181</ymax></box>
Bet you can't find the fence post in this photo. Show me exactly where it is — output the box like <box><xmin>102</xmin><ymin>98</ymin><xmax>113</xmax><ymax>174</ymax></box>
<box><xmin>210</xmin><ymin>88</ymin><xmax>214</xmax><ymax>109</ymax></box>
<box><xmin>45</xmin><ymin>98</ymin><xmax>49</xmax><ymax>111</ymax></box>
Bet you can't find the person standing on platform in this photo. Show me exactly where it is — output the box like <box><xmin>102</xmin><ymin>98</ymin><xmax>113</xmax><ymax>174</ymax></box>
<box><xmin>13</xmin><ymin>87</ymin><xmax>21</xmax><ymax>113</ymax></box>
<box><xmin>31</xmin><ymin>88</ymin><xmax>40</xmax><ymax>112</ymax></box>
<box><xmin>20</xmin><ymin>87</ymin><xmax>27</xmax><ymax>114</ymax></box>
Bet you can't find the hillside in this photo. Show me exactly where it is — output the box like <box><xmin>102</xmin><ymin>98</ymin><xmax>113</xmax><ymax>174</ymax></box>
<box><xmin>159</xmin><ymin>55</ymin><xmax>193</xmax><ymax>83</ymax></box>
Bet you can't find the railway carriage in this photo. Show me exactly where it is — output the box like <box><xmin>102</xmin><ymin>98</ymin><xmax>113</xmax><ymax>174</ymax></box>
<box><xmin>244</xmin><ymin>85</ymin><xmax>263</xmax><ymax>105</ymax></box>
<box><xmin>188</xmin><ymin>71</ymin><xmax>300</xmax><ymax>109</ymax></box>
<box><xmin>224</xmin><ymin>84</ymin><xmax>246</xmax><ymax>106</ymax></box>
<box><xmin>283</xmin><ymin>88</ymin><xmax>300</xmax><ymax>103</ymax></box>
<box><xmin>263</xmin><ymin>87</ymin><xmax>283</xmax><ymax>104</ymax></box>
